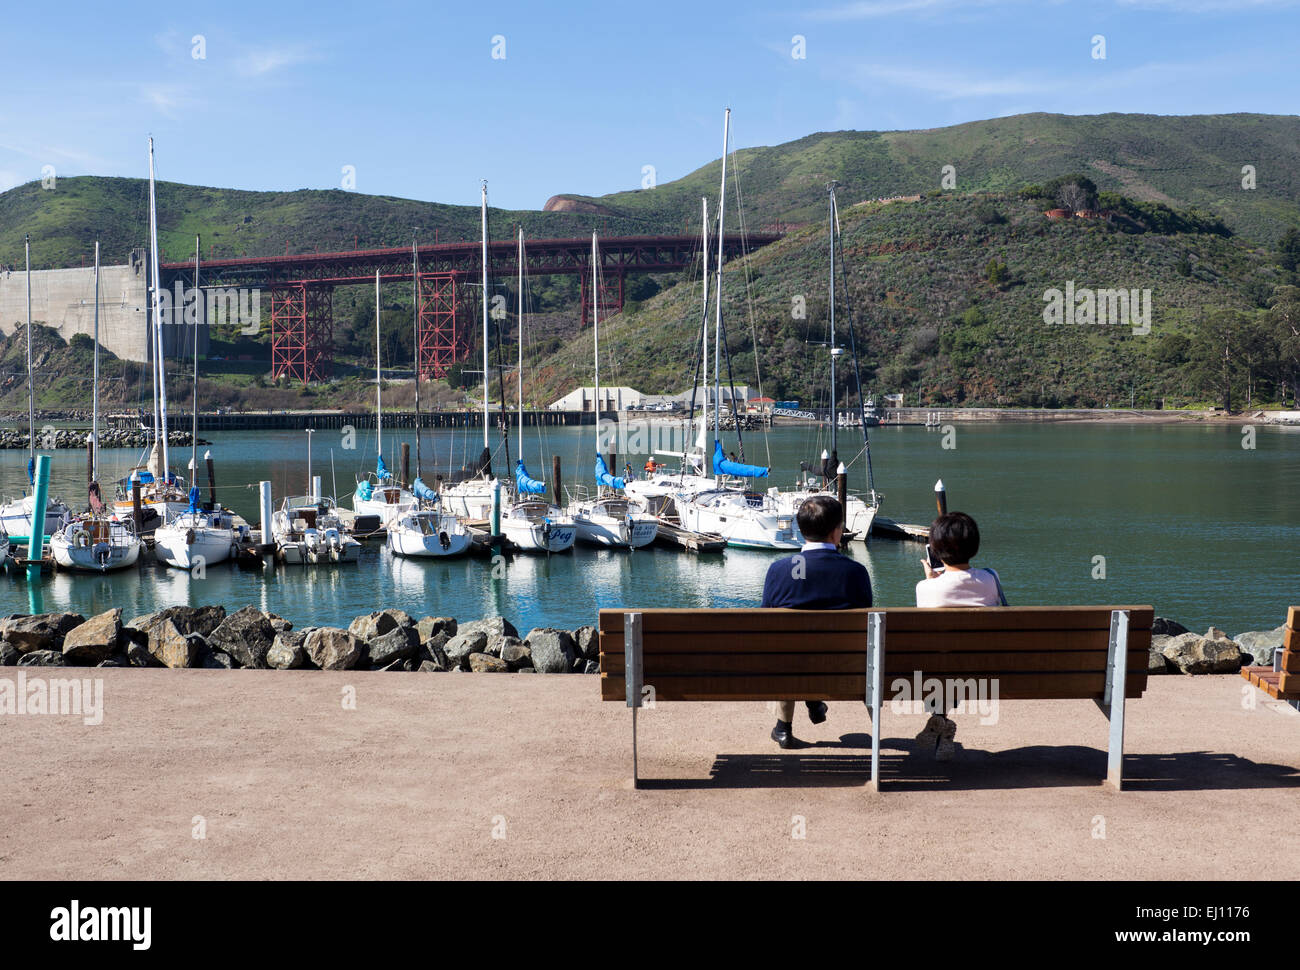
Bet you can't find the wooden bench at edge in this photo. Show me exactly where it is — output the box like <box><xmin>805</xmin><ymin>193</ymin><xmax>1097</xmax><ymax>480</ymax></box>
<box><xmin>1241</xmin><ymin>606</ymin><xmax>1300</xmax><ymax>700</ymax></box>
<box><xmin>599</xmin><ymin>606</ymin><xmax>1153</xmax><ymax>791</ymax></box>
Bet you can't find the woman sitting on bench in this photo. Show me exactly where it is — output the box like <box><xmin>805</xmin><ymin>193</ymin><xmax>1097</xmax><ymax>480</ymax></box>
<box><xmin>914</xmin><ymin>511</ymin><xmax>1007</xmax><ymax>759</ymax></box>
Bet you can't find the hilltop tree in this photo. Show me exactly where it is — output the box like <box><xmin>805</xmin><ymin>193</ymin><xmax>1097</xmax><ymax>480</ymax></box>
<box><xmin>1189</xmin><ymin>309</ymin><xmax>1250</xmax><ymax>411</ymax></box>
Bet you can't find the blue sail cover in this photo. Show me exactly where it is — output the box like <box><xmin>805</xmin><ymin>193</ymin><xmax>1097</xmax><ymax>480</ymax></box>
<box><xmin>713</xmin><ymin>440</ymin><xmax>769</xmax><ymax>478</ymax></box>
<box><xmin>188</xmin><ymin>486</ymin><xmax>200</xmax><ymax>512</ymax></box>
<box><xmin>515</xmin><ymin>460</ymin><xmax>548</xmax><ymax>495</ymax></box>
<box><xmin>376</xmin><ymin>455</ymin><xmax>390</xmax><ymax>481</ymax></box>
<box><xmin>356</xmin><ymin>480</ymin><xmax>372</xmax><ymax>501</ymax></box>
<box><xmin>594</xmin><ymin>454</ymin><xmax>626</xmax><ymax>490</ymax></box>
<box><xmin>412</xmin><ymin>477</ymin><xmax>438</xmax><ymax>502</ymax></box>
<box><xmin>26</xmin><ymin>457</ymin><xmax>34</xmax><ymax>485</ymax></box>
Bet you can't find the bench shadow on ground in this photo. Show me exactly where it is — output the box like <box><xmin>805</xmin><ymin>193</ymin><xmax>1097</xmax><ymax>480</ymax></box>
<box><xmin>634</xmin><ymin>734</ymin><xmax>1300</xmax><ymax>792</ymax></box>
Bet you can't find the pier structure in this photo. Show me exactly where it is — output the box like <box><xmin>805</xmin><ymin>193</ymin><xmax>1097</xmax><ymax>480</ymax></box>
<box><xmin>160</xmin><ymin>232</ymin><xmax>778</xmax><ymax>385</ymax></box>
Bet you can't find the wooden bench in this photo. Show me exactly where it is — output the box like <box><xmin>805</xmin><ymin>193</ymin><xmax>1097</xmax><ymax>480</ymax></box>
<box><xmin>1241</xmin><ymin>607</ymin><xmax>1299</xmax><ymax>702</ymax></box>
<box><xmin>599</xmin><ymin>606</ymin><xmax>1153</xmax><ymax>791</ymax></box>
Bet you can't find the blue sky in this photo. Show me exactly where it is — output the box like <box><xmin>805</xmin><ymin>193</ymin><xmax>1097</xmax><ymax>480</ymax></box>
<box><xmin>1</xmin><ymin>0</ymin><xmax>1296</xmax><ymax>209</ymax></box>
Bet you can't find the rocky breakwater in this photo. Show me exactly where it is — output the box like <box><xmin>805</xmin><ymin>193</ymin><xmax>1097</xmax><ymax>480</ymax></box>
<box><xmin>1147</xmin><ymin>617</ymin><xmax>1290</xmax><ymax>675</ymax></box>
<box><xmin>0</xmin><ymin>607</ymin><xmax>603</xmax><ymax>674</ymax></box>
<box><xmin>0</xmin><ymin>428</ymin><xmax>206</xmax><ymax>450</ymax></box>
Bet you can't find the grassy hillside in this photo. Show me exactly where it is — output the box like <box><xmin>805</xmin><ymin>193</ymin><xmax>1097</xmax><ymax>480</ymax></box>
<box><xmin>552</xmin><ymin>113</ymin><xmax>1300</xmax><ymax>245</ymax></box>
<box><xmin>527</xmin><ymin>190</ymin><xmax>1296</xmax><ymax>410</ymax></box>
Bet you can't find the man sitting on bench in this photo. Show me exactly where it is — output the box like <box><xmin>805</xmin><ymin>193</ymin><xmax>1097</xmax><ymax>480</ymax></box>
<box><xmin>761</xmin><ymin>495</ymin><xmax>874</xmax><ymax>748</ymax></box>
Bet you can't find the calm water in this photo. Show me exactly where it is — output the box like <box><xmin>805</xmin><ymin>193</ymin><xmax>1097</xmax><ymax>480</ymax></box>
<box><xmin>1</xmin><ymin>421</ymin><xmax>1295</xmax><ymax>636</ymax></box>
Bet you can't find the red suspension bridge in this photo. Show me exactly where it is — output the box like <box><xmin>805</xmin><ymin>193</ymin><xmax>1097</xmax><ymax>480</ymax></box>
<box><xmin>161</xmin><ymin>232</ymin><xmax>781</xmax><ymax>384</ymax></box>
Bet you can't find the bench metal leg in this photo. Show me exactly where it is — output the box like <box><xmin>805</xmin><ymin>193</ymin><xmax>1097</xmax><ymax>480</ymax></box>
<box><xmin>866</xmin><ymin>612</ymin><xmax>884</xmax><ymax>792</ymax></box>
<box><xmin>1101</xmin><ymin>609</ymin><xmax>1129</xmax><ymax>791</ymax></box>
<box><xmin>625</xmin><ymin>612</ymin><xmax>643</xmax><ymax>789</ymax></box>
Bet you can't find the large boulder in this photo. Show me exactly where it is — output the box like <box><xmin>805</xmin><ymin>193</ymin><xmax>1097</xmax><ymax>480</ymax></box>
<box><xmin>127</xmin><ymin>641</ymin><xmax>164</xmax><ymax>668</ymax></box>
<box><xmin>457</xmin><ymin>617</ymin><xmax>518</xmax><ymax>656</ymax></box>
<box><xmin>61</xmin><ymin>609</ymin><xmax>124</xmax><ymax>665</ymax></box>
<box><xmin>469</xmin><ymin>652</ymin><xmax>510</xmax><ymax>673</ymax></box>
<box><xmin>129</xmin><ymin>605</ymin><xmax>226</xmax><ymax>641</ymax></box>
<box><xmin>17</xmin><ymin>649</ymin><xmax>65</xmax><ymax>667</ymax></box>
<box><xmin>500</xmin><ymin>638</ymin><xmax>532</xmax><ymax>670</ymax></box>
<box><xmin>1152</xmin><ymin>617</ymin><xmax>1190</xmax><ymax>637</ymax></box>
<box><xmin>267</xmin><ymin>630</ymin><xmax>309</xmax><ymax>670</ymax></box>
<box><xmin>525</xmin><ymin>628</ymin><xmax>577</xmax><ymax>674</ymax></box>
<box><xmin>1</xmin><ymin>612</ymin><xmax>85</xmax><ymax>653</ymax></box>
<box><xmin>1161</xmin><ymin>628</ymin><xmax>1243</xmax><ymax>675</ymax></box>
<box><xmin>199</xmin><ymin>645</ymin><xmax>236</xmax><ymax>669</ymax></box>
<box><xmin>0</xmin><ymin>640</ymin><xmax>17</xmax><ymax>666</ymax></box>
<box><xmin>573</xmin><ymin>626</ymin><xmax>599</xmax><ymax>661</ymax></box>
<box><xmin>208</xmin><ymin>606</ymin><xmax>277</xmax><ymax>669</ymax></box>
<box><xmin>368</xmin><ymin>626</ymin><xmax>419</xmax><ymax>669</ymax></box>
<box><xmin>304</xmin><ymin>628</ymin><xmax>364</xmax><ymax>671</ymax></box>
<box><xmin>1147</xmin><ymin>644</ymin><xmax>1172</xmax><ymax>675</ymax></box>
<box><xmin>147</xmin><ymin>619</ymin><xmax>204</xmax><ymax>669</ymax></box>
<box><xmin>266</xmin><ymin>613</ymin><xmax>293</xmax><ymax>634</ymax></box>
<box><xmin>1234</xmin><ymin>626</ymin><xmax>1288</xmax><ymax>667</ymax></box>
<box><xmin>349</xmin><ymin>609</ymin><xmax>415</xmax><ymax>642</ymax></box>
<box><xmin>444</xmin><ymin>631</ymin><xmax>488</xmax><ymax>669</ymax></box>
<box><xmin>418</xmin><ymin>631</ymin><xmax>452</xmax><ymax>671</ymax></box>
<box><xmin>417</xmin><ymin>616</ymin><xmax>457</xmax><ymax>643</ymax></box>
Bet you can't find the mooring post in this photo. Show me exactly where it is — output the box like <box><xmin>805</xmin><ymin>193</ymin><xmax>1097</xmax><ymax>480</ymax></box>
<box><xmin>131</xmin><ymin>479</ymin><xmax>142</xmax><ymax>532</ymax></box>
<box><xmin>836</xmin><ymin>464</ymin><xmax>849</xmax><ymax>545</ymax></box>
<box><xmin>552</xmin><ymin>455</ymin><xmax>562</xmax><ymax>508</ymax></box>
<box><xmin>206</xmin><ymin>452</ymin><xmax>217</xmax><ymax>508</ymax></box>
<box><xmin>401</xmin><ymin>442</ymin><xmax>410</xmax><ymax>485</ymax></box>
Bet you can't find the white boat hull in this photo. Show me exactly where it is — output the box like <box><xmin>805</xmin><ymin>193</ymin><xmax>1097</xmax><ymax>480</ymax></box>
<box><xmin>387</xmin><ymin>521</ymin><xmax>474</xmax><ymax>557</ymax></box>
<box><xmin>502</xmin><ymin>516</ymin><xmax>576</xmax><ymax>553</ymax></box>
<box><xmin>153</xmin><ymin>526</ymin><xmax>234</xmax><ymax>569</ymax></box>
<box><xmin>679</xmin><ymin>492</ymin><xmax>801</xmax><ymax>550</ymax></box>
<box><xmin>572</xmin><ymin>513</ymin><xmax>658</xmax><ymax>549</ymax></box>
<box><xmin>50</xmin><ymin>534</ymin><xmax>141</xmax><ymax>572</ymax></box>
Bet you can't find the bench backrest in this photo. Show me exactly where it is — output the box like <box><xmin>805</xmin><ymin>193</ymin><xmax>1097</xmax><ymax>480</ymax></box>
<box><xmin>1281</xmin><ymin>607</ymin><xmax>1299</xmax><ymax>694</ymax></box>
<box><xmin>599</xmin><ymin>606</ymin><xmax>1153</xmax><ymax>703</ymax></box>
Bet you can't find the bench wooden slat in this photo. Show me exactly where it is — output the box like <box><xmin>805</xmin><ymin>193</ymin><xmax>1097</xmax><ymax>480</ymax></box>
<box><xmin>599</xmin><ymin>609</ymin><xmax>871</xmax><ymax>634</ymax></box>
<box><xmin>601</xmin><ymin>649</ymin><xmax>1148</xmax><ymax>678</ymax></box>
<box><xmin>601</xmin><ymin>671</ymin><xmax>1144</xmax><ymax>702</ymax></box>
<box><xmin>600</xmin><ymin>628</ymin><xmax>1152</xmax><ymax>656</ymax></box>
<box><xmin>1242</xmin><ymin>667</ymin><xmax>1300</xmax><ymax>700</ymax></box>
<box><xmin>1281</xmin><ymin>649</ymin><xmax>1300</xmax><ymax>674</ymax></box>
<box><xmin>598</xmin><ymin>606</ymin><xmax>1152</xmax><ymax>635</ymax></box>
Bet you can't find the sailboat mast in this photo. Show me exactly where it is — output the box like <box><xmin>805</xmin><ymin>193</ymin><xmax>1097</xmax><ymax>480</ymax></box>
<box><xmin>517</xmin><ymin>227</ymin><xmax>524</xmax><ymax>443</ymax></box>
<box><xmin>591</xmin><ymin>232</ymin><xmax>600</xmax><ymax>460</ymax></box>
<box><xmin>412</xmin><ymin>236</ymin><xmax>421</xmax><ymax>481</ymax></box>
<box><xmin>480</xmin><ymin>181</ymin><xmax>490</xmax><ymax>450</ymax></box>
<box><xmin>374</xmin><ymin>270</ymin><xmax>382</xmax><ymax>464</ymax></box>
<box><xmin>700</xmin><ymin>198</ymin><xmax>709</xmax><ymax>460</ymax></box>
<box><xmin>829</xmin><ymin>182</ymin><xmax>837</xmax><ymax>458</ymax></box>
<box><xmin>24</xmin><ymin>234</ymin><xmax>33</xmax><ymax>465</ymax></box>
<box><xmin>148</xmin><ymin>137</ymin><xmax>170</xmax><ymax>479</ymax></box>
<box><xmin>713</xmin><ymin>108</ymin><xmax>730</xmax><ymax>438</ymax></box>
<box><xmin>92</xmin><ymin>241</ymin><xmax>100</xmax><ymax>482</ymax></box>
<box><xmin>191</xmin><ymin>233</ymin><xmax>200</xmax><ymax>481</ymax></box>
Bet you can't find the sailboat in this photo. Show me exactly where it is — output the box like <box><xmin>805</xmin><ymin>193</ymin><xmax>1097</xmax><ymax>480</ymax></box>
<box><xmin>352</xmin><ymin>270</ymin><xmax>417</xmax><ymax>528</ymax></box>
<box><xmin>772</xmin><ymin>181</ymin><xmax>882</xmax><ymax>541</ymax></box>
<box><xmin>50</xmin><ymin>240</ymin><xmax>142</xmax><ymax>573</ymax></box>
<box><xmin>441</xmin><ymin>182</ymin><xmax>506</xmax><ymax>522</ymax></box>
<box><xmin>387</xmin><ymin>237</ymin><xmax>474</xmax><ymax>558</ymax></box>
<box><xmin>0</xmin><ymin>232</ymin><xmax>71</xmax><ymax>539</ymax></box>
<box><xmin>499</xmin><ymin>227</ymin><xmax>576</xmax><ymax>553</ymax></box>
<box><xmin>155</xmin><ymin>235</ymin><xmax>237</xmax><ymax>569</ymax></box>
<box><xmin>567</xmin><ymin>233</ymin><xmax>658</xmax><ymax>549</ymax></box>
<box><xmin>110</xmin><ymin>137</ymin><xmax>192</xmax><ymax>529</ymax></box>
<box><xmin>624</xmin><ymin>197</ymin><xmax>727</xmax><ymax>520</ymax></box>
<box><xmin>674</xmin><ymin>109</ymin><xmax>801</xmax><ymax>550</ymax></box>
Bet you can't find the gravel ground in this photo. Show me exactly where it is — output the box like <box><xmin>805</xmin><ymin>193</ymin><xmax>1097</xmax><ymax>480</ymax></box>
<box><xmin>1</xmin><ymin>670</ymin><xmax>1297</xmax><ymax>879</ymax></box>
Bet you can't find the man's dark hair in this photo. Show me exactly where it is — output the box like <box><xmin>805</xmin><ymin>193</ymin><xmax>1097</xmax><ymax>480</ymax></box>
<box><xmin>929</xmin><ymin>511</ymin><xmax>980</xmax><ymax>565</ymax></box>
<box><xmin>797</xmin><ymin>495</ymin><xmax>842</xmax><ymax>542</ymax></box>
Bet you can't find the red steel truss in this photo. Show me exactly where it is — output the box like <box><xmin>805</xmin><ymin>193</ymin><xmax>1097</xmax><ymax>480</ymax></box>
<box><xmin>165</xmin><ymin>232</ymin><xmax>780</xmax><ymax>382</ymax></box>
<box><xmin>417</xmin><ymin>272</ymin><xmax>460</xmax><ymax>379</ymax></box>
<box><xmin>270</xmin><ymin>283</ymin><xmax>333</xmax><ymax>383</ymax></box>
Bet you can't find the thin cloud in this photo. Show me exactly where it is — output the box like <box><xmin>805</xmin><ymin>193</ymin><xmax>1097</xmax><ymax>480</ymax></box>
<box><xmin>235</xmin><ymin>45</ymin><xmax>317</xmax><ymax>77</ymax></box>
<box><xmin>807</xmin><ymin>0</ymin><xmax>1005</xmax><ymax>20</ymax></box>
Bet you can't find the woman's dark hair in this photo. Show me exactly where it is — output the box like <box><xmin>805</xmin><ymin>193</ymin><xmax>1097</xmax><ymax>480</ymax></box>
<box><xmin>929</xmin><ymin>511</ymin><xmax>980</xmax><ymax>565</ymax></box>
<box><xmin>797</xmin><ymin>495</ymin><xmax>842</xmax><ymax>542</ymax></box>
